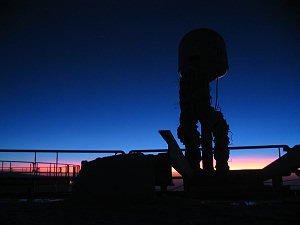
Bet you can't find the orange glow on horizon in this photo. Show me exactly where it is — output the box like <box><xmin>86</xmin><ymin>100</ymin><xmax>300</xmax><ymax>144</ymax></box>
<box><xmin>172</xmin><ymin>167</ymin><xmax>181</xmax><ymax>177</ymax></box>
<box><xmin>3</xmin><ymin>157</ymin><xmax>278</xmax><ymax>176</ymax></box>
<box><xmin>228</xmin><ymin>156</ymin><xmax>277</xmax><ymax>170</ymax></box>
<box><xmin>171</xmin><ymin>156</ymin><xmax>278</xmax><ymax>176</ymax></box>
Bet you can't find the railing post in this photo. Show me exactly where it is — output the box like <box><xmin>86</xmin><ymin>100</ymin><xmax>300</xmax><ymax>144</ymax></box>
<box><xmin>67</xmin><ymin>164</ymin><xmax>69</xmax><ymax>177</ymax></box>
<box><xmin>34</xmin><ymin>151</ymin><xmax>37</xmax><ymax>175</ymax></box>
<box><xmin>73</xmin><ymin>165</ymin><xmax>76</xmax><ymax>177</ymax></box>
<box><xmin>56</xmin><ymin>152</ymin><xmax>58</xmax><ymax>177</ymax></box>
<box><xmin>278</xmin><ymin>147</ymin><xmax>281</xmax><ymax>158</ymax></box>
<box><xmin>9</xmin><ymin>162</ymin><xmax>12</xmax><ymax>173</ymax></box>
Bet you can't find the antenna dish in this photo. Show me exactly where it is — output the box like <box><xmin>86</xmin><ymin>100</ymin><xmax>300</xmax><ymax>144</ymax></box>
<box><xmin>178</xmin><ymin>28</ymin><xmax>228</xmax><ymax>81</ymax></box>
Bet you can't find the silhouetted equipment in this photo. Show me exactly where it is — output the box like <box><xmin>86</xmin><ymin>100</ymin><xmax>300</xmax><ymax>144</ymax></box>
<box><xmin>160</xmin><ymin>131</ymin><xmax>300</xmax><ymax>197</ymax></box>
<box><xmin>1</xmin><ymin>145</ymin><xmax>299</xmax><ymax>199</ymax></box>
<box><xmin>73</xmin><ymin>154</ymin><xmax>172</xmax><ymax>201</ymax></box>
<box><xmin>70</xmin><ymin>28</ymin><xmax>300</xmax><ymax>200</ymax></box>
<box><xmin>177</xmin><ymin>28</ymin><xmax>230</xmax><ymax>173</ymax></box>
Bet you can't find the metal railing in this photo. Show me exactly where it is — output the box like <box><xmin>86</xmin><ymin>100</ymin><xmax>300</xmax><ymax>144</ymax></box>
<box><xmin>0</xmin><ymin>145</ymin><xmax>299</xmax><ymax>193</ymax></box>
<box><xmin>0</xmin><ymin>149</ymin><xmax>125</xmax><ymax>177</ymax></box>
<box><xmin>0</xmin><ymin>160</ymin><xmax>80</xmax><ymax>177</ymax></box>
<box><xmin>0</xmin><ymin>145</ymin><xmax>293</xmax><ymax>178</ymax></box>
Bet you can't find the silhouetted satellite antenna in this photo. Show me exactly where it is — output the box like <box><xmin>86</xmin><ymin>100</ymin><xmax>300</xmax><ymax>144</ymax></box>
<box><xmin>177</xmin><ymin>28</ymin><xmax>230</xmax><ymax>172</ymax></box>
<box><xmin>178</xmin><ymin>28</ymin><xmax>228</xmax><ymax>81</ymax></box>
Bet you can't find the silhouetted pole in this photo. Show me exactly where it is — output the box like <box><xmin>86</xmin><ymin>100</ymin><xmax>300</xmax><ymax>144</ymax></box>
<box><xmin>73</xmin><ymin>165</ymin><xmax>76</xmax><ymax>177</ymax></box>
<box><xmin>56</xmin><ymin>152</ymin><xmax>58</xmax><ymax>177</ymax></box>
<box><xmin>34</xmin><ymin>151</ymin><xmax>37</xmax><ymax>175</ymax></box>
<box><xmin>66</xmin><ymin>164</ymin><xmax>69</xmax><ymax>177</ymax></box>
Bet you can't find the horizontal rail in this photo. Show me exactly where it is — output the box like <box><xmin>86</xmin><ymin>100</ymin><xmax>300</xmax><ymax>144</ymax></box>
<box><xmin>129</xmin><ymin>149</ymin><xmax>169</xmax><ymax>154</ymax></box>
<box><xmin>0</xmin><ymin>149</ymin><xmax>125</xmax><ymax>154</ymax></box>
<box><xmin>0</xmin><ymin>145</ymin><xmax>289</xmax><ymax>155</ymax></box>
<box><xmin>228</xmin><ymin>145</ymin><xmax>289</xmax><ymax>151</ymax></box>
<box><xmin>129</xmin><ymin>144</ymin><xmax>289</xmax><ymax>154</ymax></box>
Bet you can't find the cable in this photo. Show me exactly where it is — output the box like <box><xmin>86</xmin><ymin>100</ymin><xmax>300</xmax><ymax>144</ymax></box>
<box><xmin>214</xmin><ymin>78</ymin><xmax>219</xmax><ymax>110</ymax></box>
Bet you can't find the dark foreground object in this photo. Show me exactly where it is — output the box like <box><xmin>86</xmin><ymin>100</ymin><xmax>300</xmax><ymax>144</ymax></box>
<box><xmin>72</xmin><ymin>154</ymin><xmax>171</xmax><ymax>202</ymax></box>
<box><xmin>0</xmin><ymin>196</ymin><xmax>299</xmax><ymax>225</ymax></box>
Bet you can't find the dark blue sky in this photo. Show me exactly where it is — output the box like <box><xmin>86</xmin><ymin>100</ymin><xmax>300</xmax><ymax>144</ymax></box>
<box><xmin>1</xmin><ymin>0</ymin><xmax>299</xmax><ymax>156</ymax></box>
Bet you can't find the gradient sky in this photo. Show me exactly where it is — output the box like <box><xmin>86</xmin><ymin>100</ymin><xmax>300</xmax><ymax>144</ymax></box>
<box><xmin>0</xmin><ymin>0</ymin><xmax>299</xmax><ymax>165</ymax></box>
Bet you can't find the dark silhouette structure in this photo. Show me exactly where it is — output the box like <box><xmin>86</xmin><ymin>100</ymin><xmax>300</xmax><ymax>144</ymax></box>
<box><xmin>72</xmin><ymin>154</ymin><xmax>172</xmax><ymax>202</ymax></box>
<box><xmin>177</xmin><ymin>29</ymin><xmax>230</xmax><ymax>173</ymax></box>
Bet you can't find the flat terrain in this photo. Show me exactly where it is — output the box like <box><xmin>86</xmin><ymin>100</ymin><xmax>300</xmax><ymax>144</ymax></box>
<box><xmin>0</xmin><ymin>196</ymin><xmax>299</xmax><ymax>225</ymax></box>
